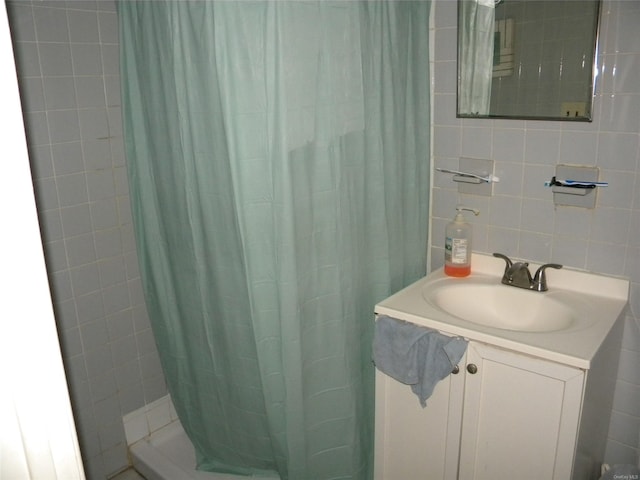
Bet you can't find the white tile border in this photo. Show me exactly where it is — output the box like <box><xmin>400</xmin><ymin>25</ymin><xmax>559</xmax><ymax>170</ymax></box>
<box><xmin>123</xmin><ymin>395</ymin><xmax>178</xmax><ymax>445</ymax></box>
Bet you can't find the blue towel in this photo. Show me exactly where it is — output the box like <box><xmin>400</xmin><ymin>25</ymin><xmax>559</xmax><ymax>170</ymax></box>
<box><xmin>373</xmin><ymin>315</ymin><xmax>468</xmax><ymax>407</ymax></box>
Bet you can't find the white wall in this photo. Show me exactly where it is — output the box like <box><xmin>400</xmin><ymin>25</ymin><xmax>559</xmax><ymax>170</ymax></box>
<box><xmin>431</xmin><ymin>0</ymin><xmax>640</xmax><ymax>464</ymax></box>
<box><xmin>0</xmin><ymin>4</ymin><xmax>85</xmax><ymax>478</ymax></box>
<box><xmin>6</xmin><ymin>1</ymin><xmax>167</xmax><ymax>478</ymax></box>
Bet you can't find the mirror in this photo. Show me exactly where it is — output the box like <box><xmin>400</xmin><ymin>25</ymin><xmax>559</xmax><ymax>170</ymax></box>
<box><xmin>457</xmin><ymin>0</ymin><xmax>601</xmax><ymax>121</ymax></box>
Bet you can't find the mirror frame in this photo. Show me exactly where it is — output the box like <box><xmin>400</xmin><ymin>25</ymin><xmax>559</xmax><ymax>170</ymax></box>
<box><xmin>456</xmin><ymin>0</ymin><xmax>602</xmax><ymax>122</ymax></box>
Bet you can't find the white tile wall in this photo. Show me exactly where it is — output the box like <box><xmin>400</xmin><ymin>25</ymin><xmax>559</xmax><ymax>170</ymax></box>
<box><xmin>431</xmin><ymin>0</ymin><xmax>640</xmax><ymax>465</ymax></box>
<box><xmin>123</xmin><ymin>394</ymin><xmax>178</xmax><ymax>446</ymax></box>
<box><xmin>6</xmin><ymin>1</ymin><xmax>168</xmax><ymax>478</ymax></box>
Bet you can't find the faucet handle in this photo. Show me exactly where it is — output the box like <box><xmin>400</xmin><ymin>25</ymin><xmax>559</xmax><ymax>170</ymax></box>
<box><xmin>532</xmin><ymin>263</ymin><xmax>563</xmax><ymax>292</ymax></box>
<box><xmin>494</xmin><ymin>253</ymin><xmax>529</xmax><ymax>286</ymax></box>
<box><xmin>493</xmin><ymin>252</ymin><xmax>513</xmax><ymax>270</ymax></box>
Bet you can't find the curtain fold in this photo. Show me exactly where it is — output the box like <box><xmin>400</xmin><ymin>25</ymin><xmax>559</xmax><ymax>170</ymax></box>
<box><xmin>458</xmin><ymin>0</ymin><xmax>495</xmax><ymax>115</ymax></box>
<box><xmin>119</xmin><ymin>2</ymin><xmax>430</xmax><ymax>478</ymax></box>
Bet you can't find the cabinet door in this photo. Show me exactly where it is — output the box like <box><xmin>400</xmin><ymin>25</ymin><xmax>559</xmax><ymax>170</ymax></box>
<box><xmin>374</xmin><ymin>356</ymin><xmax>465</xmax><ymax>480</ymax></box>
<box><xmin>458</xmin><ymin>342</ymin><xmax>585</xmax><ymax>480</ymax></box>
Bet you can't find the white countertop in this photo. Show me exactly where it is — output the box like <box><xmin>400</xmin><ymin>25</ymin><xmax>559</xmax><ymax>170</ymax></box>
<box><xmin>375</xmin><ymin>253</ymin><xmax>630</xmax><ymax>369</ymax></box>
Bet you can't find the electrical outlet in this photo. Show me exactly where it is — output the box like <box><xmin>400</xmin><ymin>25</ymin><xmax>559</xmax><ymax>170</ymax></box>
<box><xmin>561</xmin><ymin>102</ymin><xmax>586</xmax><ymax>118</ymax></box>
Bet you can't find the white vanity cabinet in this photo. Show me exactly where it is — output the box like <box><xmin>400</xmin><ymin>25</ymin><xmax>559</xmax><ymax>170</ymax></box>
<box><xmin>458</xmin><ymin>342</ymin><xmax>584</xmax><ymax>479</ymax></box>
<box><xmin>375</xmin><ymin>350</ymin><xmax>464</xmax><ymax>479</ymax></box>
<box><xmin>375</xmin><ymin>340</ymin><xmax>586</xmax><ymax>480</ymax></box>
<box><xmin>374</xmin><ymin>255</ymin><xmax>629</xmax><ymax>479</ymax></box>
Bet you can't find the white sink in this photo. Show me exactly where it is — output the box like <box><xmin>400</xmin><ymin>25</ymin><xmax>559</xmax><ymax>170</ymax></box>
<box><xmin>375</xmin><ymin>253</ymin><xmax>629</xmax><ymax>368</ymax></box>
<box><xmin>422</xmin><ymin>278</ymin><xmax>576</xmax><ymax>332</ymax></box>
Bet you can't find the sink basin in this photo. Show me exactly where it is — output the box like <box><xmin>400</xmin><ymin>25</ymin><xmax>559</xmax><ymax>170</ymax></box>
<box><xmin>376</xmin><ymin>253</ymin><xmax>629</xmax><ymax>368</ymax></box>
<box><xmin>423</xmin><ymin>278</ymin><xmax>575</xmax><ymax>332</ymax></box>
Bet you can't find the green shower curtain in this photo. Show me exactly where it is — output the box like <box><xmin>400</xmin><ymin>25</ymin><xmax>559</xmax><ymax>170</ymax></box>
<box><xmin>119</xmin><ymin>2</ymin><xmax>430</xmax><ymax>478</ymax></box>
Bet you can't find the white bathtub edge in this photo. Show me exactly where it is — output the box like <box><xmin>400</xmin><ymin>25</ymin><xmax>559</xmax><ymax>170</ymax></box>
<box><xmin>130</xmin><ymin>430</ymin><xmax>192</xmax><ymax>480</ymax></box>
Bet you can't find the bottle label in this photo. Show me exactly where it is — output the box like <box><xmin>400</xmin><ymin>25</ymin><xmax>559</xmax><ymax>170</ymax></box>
<box><xmin>445</xmin><ymin>237</ymin><xmax>468</xmax><ymax>264</ymax></box>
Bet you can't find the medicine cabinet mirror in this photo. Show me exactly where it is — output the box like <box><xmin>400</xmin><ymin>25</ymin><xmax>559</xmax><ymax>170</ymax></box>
<box><xmin>457</xmin><ymin>0</ymin><xmax>601</xmax><ymax>121</ymax></box>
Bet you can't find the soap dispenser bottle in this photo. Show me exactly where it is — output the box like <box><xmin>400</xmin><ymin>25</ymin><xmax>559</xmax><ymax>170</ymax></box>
<box><xmin>445</xmin><ymin>205</ymin><xmax>479</xmax><ymax>277</ymax></box>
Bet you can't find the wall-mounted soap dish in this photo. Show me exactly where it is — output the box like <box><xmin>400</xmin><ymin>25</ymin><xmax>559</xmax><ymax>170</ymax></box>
<box><xmin>436</xmin><ymin>158</ymin><xmax>497</xmax><ymax>196</ymax></box>
<box><xmin>546</xmin><ymin>177</ymin><xmax>608</xmax><ymax>196</ymax></box>
<box><xmin>548</xmin><ymin>165</ymin><xmax>604</xmax><ymax>208</ymax></box>
<box><xmin>436</xmin><ymin>168</ymin><xmax>500</xmax><ymax>184</ymax></box>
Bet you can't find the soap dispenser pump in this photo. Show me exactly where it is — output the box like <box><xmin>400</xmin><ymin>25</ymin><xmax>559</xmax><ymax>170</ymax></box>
<box><xmin>445</xmin><ymin>205</ymin><xmax>479</xmax><ymax>277</ymax></box>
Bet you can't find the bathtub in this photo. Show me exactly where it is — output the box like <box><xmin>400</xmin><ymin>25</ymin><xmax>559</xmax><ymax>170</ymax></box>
<box><xmin>130</xmin><ymin>420</ymin><xmax>239</xmax><ymax>480</ymax></box>
<box><xmin>124</xmin><ymin>395</ymin><xmax>277</xmax><ymax>480</ymax></box>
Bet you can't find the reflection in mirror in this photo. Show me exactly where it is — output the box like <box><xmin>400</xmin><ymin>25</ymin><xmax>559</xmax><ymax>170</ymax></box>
<box><xmin>457</xmin><ymin>0</ymin><xmax>601</xmax><ymax>121</ymax></box>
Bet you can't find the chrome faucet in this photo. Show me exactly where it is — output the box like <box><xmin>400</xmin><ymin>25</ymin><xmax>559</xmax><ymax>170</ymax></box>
<box><xmin>493</xmin><ymin>253</ymin><xmax>562</xmax><ymax>292</ymax></box>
